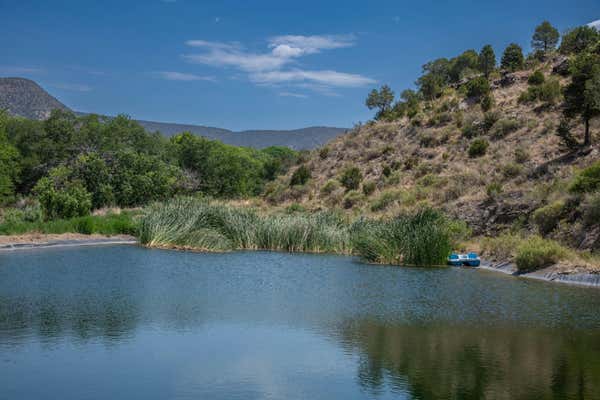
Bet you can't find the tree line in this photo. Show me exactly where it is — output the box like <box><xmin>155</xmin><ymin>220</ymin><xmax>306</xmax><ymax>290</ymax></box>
<box><xmin>0</xmin><ymin>110</ymin><xmax>298</xmax><ymax>218</ymax></box>
<box><xmin>366</xmin><ymin>21</ymin><xmax>600</xmax><ymax>147</ymax></box>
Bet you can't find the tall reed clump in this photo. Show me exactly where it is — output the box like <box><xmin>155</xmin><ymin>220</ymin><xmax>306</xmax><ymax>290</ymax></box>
<box><xmin>139</xmin><ymin>197</ymin><xmax>464</xmax><ymax>266</ymax></box>
<box><xmin>351</xmin><ymin>208</ymin><xmax>465</xmax><ymax>266</ymax></box>
<box><xmin>138</xmin><ymin>197</ymin><xmax>353</xmax><ymax>254</ymax></box>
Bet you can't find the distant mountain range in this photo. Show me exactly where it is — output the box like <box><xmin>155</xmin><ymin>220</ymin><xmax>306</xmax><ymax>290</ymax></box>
<box><xmin>0</xmin><ymin>77</ymin><xmax>347</xmax><ymax>149</ymax></box>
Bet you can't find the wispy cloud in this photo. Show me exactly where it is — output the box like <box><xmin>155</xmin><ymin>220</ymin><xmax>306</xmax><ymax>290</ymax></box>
<box><xmin>278</xmin><ymin>91</ymin><xmax>308</xmax><ymax>99</ymax></box>
<box><xmin>182</xmin><ymin>34</ymin><xmax>373</xmax><ymax>93</ymax></box>
<box><xmin>0</xmin><ymin>65</ymin><xmax>45</xmax><ymax>75</ymax></box>
<box><xmin>251</xmin><ymin>69</ymin><xmax>375</xmax><ymax>87</ymax></box>
<box><xmin>157</xmin><ymin>71</ymin><xmax>215</xmax><ymax>81</ymax></box>
<box><xmin>589</xmin><ymin>19</ymin><xmax>600</xmax><ymax>30</ymax></box>
<box><xmin>49</xmin><ymin>83</ymin><xmax>92</xmax><ymax>92</ymax></box>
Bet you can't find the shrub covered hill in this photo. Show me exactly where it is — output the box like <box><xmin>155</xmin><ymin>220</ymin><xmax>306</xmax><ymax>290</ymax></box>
<box><xmin>266</xmin><ymin>22</ymin><xmax>600</xmax><ymax>257</ymax></box>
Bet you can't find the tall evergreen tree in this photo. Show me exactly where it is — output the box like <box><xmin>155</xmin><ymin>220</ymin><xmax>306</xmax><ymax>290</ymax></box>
<box><xmin>501</xmin><ymin>43</ymin><xmax>524</xmax><ymax>72</ymax></box>
<box><xmin>478</xmin><ymin>45</ymin><xmax>496</xmax><ymax>77</ymax></box>
<box><xmin>531</xmin><ymin>21</ymin><xmax>560</xmax><ymax>52</ymax></box>
<box><xmin>564</xmin><ymin>53</ymin><xmax>600</xmax><ymax>146</ymax></box>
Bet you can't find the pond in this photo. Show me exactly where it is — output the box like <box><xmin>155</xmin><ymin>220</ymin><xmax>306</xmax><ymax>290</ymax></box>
<box><xmin>1</xmin><ymin>245</ymin><xmax>600</xmax><ymax>399</ymax></box>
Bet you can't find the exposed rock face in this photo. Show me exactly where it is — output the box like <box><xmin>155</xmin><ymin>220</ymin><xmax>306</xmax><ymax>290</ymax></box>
<box><xmin>0</xmin><ymin>77</ymin><xmax>69</xmax><ymax>119</ymax></box>
<box><xmin>450</xmin><ymin>193</ymin><xmax>537</xmax><ymax>236</ymax></box>
<box><xmin>552</xmin><ymin>56</ymin><xmax>570</xmax><ymax>76</ymax></box>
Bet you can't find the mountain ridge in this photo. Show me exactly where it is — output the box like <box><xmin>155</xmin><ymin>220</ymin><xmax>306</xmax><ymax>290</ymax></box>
<box><xmin>0</xmin><ymin>77</ymin><xmax>347</xmax><ymax>149</ymax></box>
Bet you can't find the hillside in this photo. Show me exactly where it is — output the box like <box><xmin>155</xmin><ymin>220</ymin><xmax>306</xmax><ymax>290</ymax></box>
<box><xmin>266</xmin><ymin>54</ymin><xmax>600</xmax><ymax>258</ymax></box>
<box><xmin>0</xmin><ymin>78</ymin><xmax>69</xmax><ymax>119</ymax></box>
<box><xmin>0</xmin><ymin>77</ymin><xmax>346</xmax><ymax>149</ymax></box>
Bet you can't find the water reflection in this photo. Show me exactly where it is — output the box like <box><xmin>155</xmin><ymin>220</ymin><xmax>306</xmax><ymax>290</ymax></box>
<box><xmin>336</xmin><ymin>321</ymin><xmax>600</xmax><ymax>399</ymax></box>
<box><xmin>2</xmin><ymin>246</ymin><xmax>600</xmax><ymax>399</ymax></box>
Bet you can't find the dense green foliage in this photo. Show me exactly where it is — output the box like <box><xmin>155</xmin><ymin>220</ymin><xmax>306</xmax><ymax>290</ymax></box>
<box><xmin>569</xmin><ymin>161</ymin><xmax>600</xmax><ymax>193</ymax></box>
<box><xmin>531</xmin><ymin>21</ymin><xmax>560</xmax><ymax>52</ymax></box>
<box><xmin>0</xmin><ymin>208</ymin><xmax>137</xmax><ymax>236</ymax></box>
<box><xmin>501</xmin><ymin>43</ymin><xmax>524</xmax><ymax>71</ymax></box>
<box><xmin>290</xmin><ymin>165</ymin><xmax>311</xmax><ymax>186</ymax></box>
<box><xmin>340</xmin><ymin>166</ymin><xmax>363</xmax><ymax>191</ymax></box>
<box><xmin>564</xmin><ymin>52</ymin><xmax>600</xmax><ymax>145</ymax></box>
<box><xmin>560</xmin><ymin>26</ymin><xmax>600</xmax><ymax>55</ymax></box>
<box><xmin>478</xmin><ymin>45</ymin><xmax>496</xmax><ymax>78</ymax></box>
<box><xmin>468</xmin><ymin>138</ymin><xmax>489</xmax><ymax>158</ymax></box>
<box><xmin>366</xmin><ymin>85</ymin><xmax>395</xmax><ymax>118</ymax></box>
<box><xmin>515</xmin><ymin>236</ymin><xmax>567</xmax><ymax>272</ymax></box>
<box><xmin>1</xmin><ymin>110</ymin><xmax>297</xmax><ymax>218</ymax></box>
<box><xmin>464</xmin><ymin>76</ymin><xmax>491</xmax><ymax>99</ymax></box>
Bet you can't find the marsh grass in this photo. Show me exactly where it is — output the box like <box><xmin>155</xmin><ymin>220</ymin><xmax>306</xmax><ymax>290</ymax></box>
<box><xmin>139</xmin><ymin>197</ymin><xmax>462</xmax><ymax>266</ymax></box>
<box><xmin>139</xmin><ymin>197</ymin><xmax>353</xmax><ymax>254</ymax></box>
<box><xmin>0</xmin><ymin>212</ymin><xmax>138</xmax><ymax>235</ymax></box>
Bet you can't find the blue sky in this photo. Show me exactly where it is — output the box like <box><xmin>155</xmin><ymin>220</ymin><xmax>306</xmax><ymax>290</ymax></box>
<box><xmin>1</xmin><ymin>0</ymin><xmax>599</xmax><ymax>131</ymax></box>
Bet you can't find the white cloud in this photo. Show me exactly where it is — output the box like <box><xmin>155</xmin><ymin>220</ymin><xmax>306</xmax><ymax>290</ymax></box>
<box><xmin>278</xmin><ymin>91</ymin><xmax>308</xmax><ymax>99</ymax></box>
<box><xmin>184</xmin><ymin>51</ymin><xmax>288</xmax><ymax>72</ymax></box>
<box><xmin>0</xmin><ymin>66</ymin><xmax>44</xmax><ymax>75</ymax></box>
<box><xmin>250</xmin><ymin>69</ymin><xmax>375</xmax><ymax>87</ymax></box>
<box><xmin>182</xmin><ymin>34</ymin><xmax>374</xmax><ymax>93</ymax></box>
<box><xmin>268</xmin><ymin>34</ymin><xmax>354</xmax><ymax>56</ymax></box>
<box><xmin>158</xmin><ymin>71</ymin><xmax>215</xmax><ymax>81</ymax></box>
<box><xmin>50</xmin><ymin>83</ymin><xmax>92</xmax><ymax>92</ymax></box>
<box><xmin>589</xmin><ymin>19</ymin><xmax>600</xmax><ymax>30</ymax></box>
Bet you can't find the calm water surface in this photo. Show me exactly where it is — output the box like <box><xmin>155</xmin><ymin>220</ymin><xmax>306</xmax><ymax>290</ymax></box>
<box><xmin>2</xmin><ymin>245</ymin><xmax>600</xmax><ymax>399</ymax></box>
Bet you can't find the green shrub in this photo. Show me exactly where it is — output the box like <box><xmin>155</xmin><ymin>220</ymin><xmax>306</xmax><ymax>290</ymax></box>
<box><xmin>468</xmin><ymin>138</ymin><xmax>489</xmax><ymax>158</ymax></box>
<box><xmin>515</xmin><ymin>236</ymin><xmax>567</xmax><ymax>272</ymax></box>
<box><xmin>518</xmin><ymin>79</ymin><xmax>561</xmax><ymax>105</ymax></box>
<box><xmin>486</xmin><ymin>181</ymin><xmax>503</xmax><ymax>198</ymax></box>
<box><xmin>514</xmin><ymin>147</ymin><xmax>530</xmax><ymax>163</ymax></box>
<box><xmin>461</xmin><ymin>119</ymin><xmax>481</xmax><ymax>139</ymax></box>
<box><xmin>482</xmin><ymin>111</ymin><xmax>500</xmax><ymax>132</ymax></box>
<box><xmin>532</xmin><ymin>201</ymin><xmax>564</xmax><ymax>235</ymax></box>
<box><xmin>465</xmin><ymin>76</ymin><xmax>491</xmax><ymax>98</ymax></box>
<box><xmin>340</xmin><ymin>166</ymin><xmax>363</xmax><ymax>191</ymax></box>
<box><xmin>33</xmin><ymin>168</ymin><xmax>92</xmax><ymax>220</ymax></box>
<box><xmin>528</xmin><ymin>70</ymin><xmax>545</xmax><ymax>85</ymax></box>
<box><xmin>581</xmin><ymin>192</ymin><xmax>600</xmax><ymax>227</ymax></box>
<box><xmin>481</xmin><ymin>233</ymin><xmax>521</xmax><ymax>260</ymax></box>
<box><xmin>343</xmin><ymin>190</ymin><xmax>363</xmax><ymax>209</ymax></box>
<box><xmin>362</xmin><ymin>181</ymin><xmax>376</xmax><ymax>196</ymax></box>
<box><xmin>489</xmin><ymin>118</ymin><xmax>521</xmax><ymax>139</ymax></box>
<box><xmin>370</xmin><ymin>190</ymin><xmax>400</xmax><ymax>211</ymax></box>
<box><xmin>480</xmin><ymin>93</ymin><xmax>495</xmax><ymax>112</ymax></box>
<box><xmin>290</xmin><ymin>165</ymin><xmax>311</xmax><ymax>186</ymax></box>
<box><xmin>321</xmin><ymin>179</ymin><xmax>340</xmax><ymax>196</ymax></box>
<box><xmin>501</xmin><ymin>163</ymin><xmax>523</xmax><ymax>179</ymax></box>
<box><xmin>570</xmin><ymin>161</ymin><xmax>600</xmax><ymax>194</ymax></box>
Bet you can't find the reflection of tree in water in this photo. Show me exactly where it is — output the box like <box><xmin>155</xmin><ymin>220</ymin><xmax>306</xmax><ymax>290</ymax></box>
<box><xmin>337</xmin><ymin>320</ymin><xmax>600</xmax><ymax>399</ymax></box>
<box><xmin>0</xmin><ymin>295</ymin><xmax>141</xmax><ymax>344</ymax></box>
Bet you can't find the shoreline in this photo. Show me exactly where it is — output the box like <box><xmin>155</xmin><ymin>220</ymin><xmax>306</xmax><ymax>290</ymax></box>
<box><xmin>2</xmin><ymin>234</ymin><xmax>599</xmax><ymax>288</ymax></box>
<box><xmin>0</xmin><ymin>233</ymin><xmax>137</xmax><ymax>252</ymax></box>
<box><xmin>478</xmin><ymin>261</ymin><xmax>600</xmax><ymax>288</ymax></box>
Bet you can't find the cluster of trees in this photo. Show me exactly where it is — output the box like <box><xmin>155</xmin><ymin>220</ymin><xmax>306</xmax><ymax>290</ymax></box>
<box><xmin>366</xmin><ymin>21</ymin><xmax>600</xmax><ymax>146</ymax></box>
<box><xmin>0</xmin><ymin>110</ymin><xmax>298</xmax><ymax>218</ymax></box>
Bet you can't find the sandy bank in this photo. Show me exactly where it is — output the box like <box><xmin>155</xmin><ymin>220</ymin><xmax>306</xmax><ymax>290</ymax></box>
<box><xmin>0</xmin><ymin>233</ymin><xmax>137</xmax><ymax>251</ymax></box>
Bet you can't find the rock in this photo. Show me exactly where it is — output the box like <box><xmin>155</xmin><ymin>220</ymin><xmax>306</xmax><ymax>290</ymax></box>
<box><xmin>552</xmin><ymin>56</ymin><xmax>570</xmax><ymax>76</ymax></box>
<box><xmin>578</xmin><ymin>226</ymin><xmax>600</xmax><ymax>251</ymax></box>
